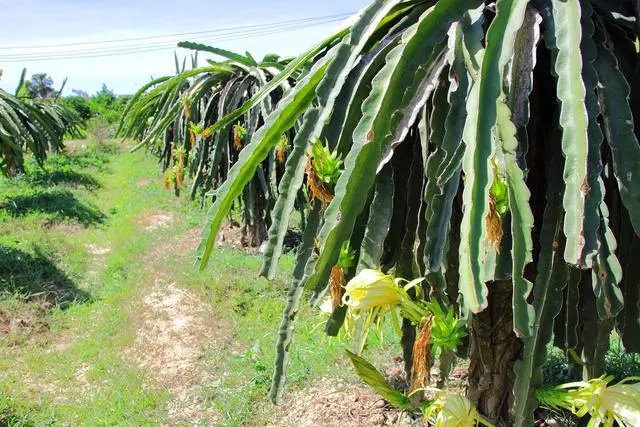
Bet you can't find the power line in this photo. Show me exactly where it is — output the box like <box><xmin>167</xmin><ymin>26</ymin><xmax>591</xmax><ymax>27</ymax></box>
<box><xmin>0</xmin><ymin>17</ymin><xmax>347</xmax><ymax>63</ymax></box>
<box><xmin>0</xmin><ymin>15</ymin><xmax>347</xmax><ymax>59</ymax></box>
<box><xmin>0</xmin><ymin>13</ymin><xmax>353</xmax><ymax>51</ymax></box>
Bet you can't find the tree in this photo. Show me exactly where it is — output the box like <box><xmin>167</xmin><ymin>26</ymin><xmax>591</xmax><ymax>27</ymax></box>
<box><xmin>25</xmin><ymin>73</ymin><xmax>57</xmax><ymax>99</ymax></box>
<box><xmin>185</xmin><ymin>0</ymin><xmax>640</xmax><ymax>425</ymax></box>
<box><xmin>59</xmin><ymin>96</ymin><xmax>92</xmax><ymax>123</ymax></box>
<box><xmin>1</xmin><ymin>69</ymin><xmax>78</xmax><ymax>174</ymax></box>
<box><xmin>120</xmin><ymin>48</ymin><xmax>301</xmax><ymax>246</ymax></box>
<box><xmin>72</xmin><ymin>89</ymin><xmax>89</xmax><ymax>98</ymax></box>
<box><xmin>90</xmin><ymin>84</ymin><xmax>116</xmax><ymax>112</ymax></box>
<box><xmin>0</xmin><ymin>88</ymin><xmax>79</xmax><ymax>175</ymax></box>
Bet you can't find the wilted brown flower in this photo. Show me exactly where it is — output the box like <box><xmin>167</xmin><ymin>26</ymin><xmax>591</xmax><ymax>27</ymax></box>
<box><xmin>305</xmin><ymin>154</ymin><xmax>334</xmax><ymax>204</ymax></box>
<box><xmin>411</xmin><ymin>316</ymin><xmax>433</xmax><ymax>392</ymax></box>
<box><xmin>486</xmin><ymin>194</ymin><xmax>503</xmax><ymax>253</ymax></box>
<box><xmin>189</xmin><ymin>129</ymin><xmax>196</xmax><ymax>149</ymax></box>
<box><xmin>329</xmin><ymin>265</ymin><xmax>346</xmax><ymax>309</ymax></box>
<box><xmin>233</xmin><ymin>127</ymin><xmax>243</xmax><ymax>151</ymax></box>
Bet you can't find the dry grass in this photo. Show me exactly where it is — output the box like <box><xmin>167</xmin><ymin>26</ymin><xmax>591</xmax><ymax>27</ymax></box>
<box><xmin>137</xmin><ymin>211</ymin><xmax>174</xmax><ymax>232</ymax></box>
<box><xmin>274</xmin><ymin>378</ymin><xmax>413</xmax><ymax>427</ymax></box>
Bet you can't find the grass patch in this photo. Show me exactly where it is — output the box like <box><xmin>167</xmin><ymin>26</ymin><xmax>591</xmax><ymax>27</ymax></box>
<box><xmin>0</xmin><ymin>144</ymin><xmax>113</xmax><ymax>229</ymax></box>
<box><xmin>176</xmin><ymin>248</ymin><xmax>400</xmax><ymax>425</ymax></box>
<box><xmin>0</xmin><ymin>187</ymin><xmax>106</xmax><ymax>226</ymax></box>
<box><xmin>0</xmin><ymin>135</ymin><xmax>398</xmax><ymax>424</ymax></box>
<box><xmin>0</xmin><ymin>243</ymin><xmax>90</xmax><ymax>306</ymax></box>
<box><xmin>0</xmin><ymin>139</ymin><xmax>178</xmax><ymax>424</ymax></box>
<box><xmin>24</xmin><ymin>167</ymin><xmax>101</xmax><ymax>190</ymax></box>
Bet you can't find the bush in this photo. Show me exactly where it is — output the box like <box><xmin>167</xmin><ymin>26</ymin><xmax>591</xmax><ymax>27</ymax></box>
<box><xmin>58</xmin><ymin>85</ymin><xmax>129</xmax><ymax>140</ymax></box>
<box><xmin>86</xmin><ymin>116</ymin><xmax>113</xmax><ymax>144</ymax></box>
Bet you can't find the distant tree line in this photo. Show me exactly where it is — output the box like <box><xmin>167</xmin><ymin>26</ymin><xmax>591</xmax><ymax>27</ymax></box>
<box><xmin>59</xmin><ymin>83</ymin><xmax>130</xmax><ymax>126</ymax></box>
<box><xmin>25</xmin><ymin>72</ymin><xmax>130</xmax><ymax>141</ymax></box>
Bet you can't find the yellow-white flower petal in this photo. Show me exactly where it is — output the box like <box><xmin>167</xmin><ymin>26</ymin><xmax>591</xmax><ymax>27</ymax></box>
<box><xmin>319</xmin><ymin>298</ymin><xmax>333</xmax><ymax>316</ymax></box>
<box><xmin>342</xmin><ymin>269</ymin><xmax>403</xmax><ymax>311</ymax></box>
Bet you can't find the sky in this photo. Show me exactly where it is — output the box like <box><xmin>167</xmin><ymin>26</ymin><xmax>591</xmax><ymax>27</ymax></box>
<box><xmin>0</xmin><ymin>0</ymin><xmax>369</xmax><ymax>96</ymax></box>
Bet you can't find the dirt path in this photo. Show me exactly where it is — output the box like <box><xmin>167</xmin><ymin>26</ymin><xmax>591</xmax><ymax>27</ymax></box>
<box><xmin>126</xmin><ymin>220</ymin><xmax>220</xmax><ymax>425</ymax></box>
<box><xmin>110</xmin><ymin>211</ymin><xmax>415</xmax><ymax>426</ymax></box>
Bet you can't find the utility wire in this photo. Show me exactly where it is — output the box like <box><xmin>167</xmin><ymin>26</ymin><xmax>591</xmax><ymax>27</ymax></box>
<box><xmin>0</xmin><ymin>15</ymin><xmax>346</xmax><ymax>60</ymax></box>
<box><xmin>0</xmin><ymin>20</ymin><xmax>337</xmax><ymax>59</ymax></box>
<box><xmin>0</xmin><ymin>12</ymin><xmax>353</xmax><ymax>51</ymax></box>
<box><xmin>0</xmin><ymin>18</ymin><xmax>346</xmax><ymax>63</ymax></box>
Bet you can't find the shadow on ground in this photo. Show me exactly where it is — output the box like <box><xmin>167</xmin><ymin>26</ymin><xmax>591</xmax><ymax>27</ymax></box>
<box><xmin>0</xmin><ymin>188</ymin><xmax>106</xmax><ymax>226</ymax></box>
<box><xmin>24</xmin><ymin>168</ymin><xmax>101</xmax><ymax>190</ymax></box>
<box><xmin>0</xmin><ymin>245</ymin><xmax>90</xmax><ymax>308</ymax></box>
<box><xmin>55</xmin><ymin>143</ymin><xmax>116</xmax><ymax>171</ymax></box>
<box><xmin>0</xmin><ymin>395</ymin><xmax>38</xmax><ymax>426</ymax></box>
<box><xmin>18</xmin><ymin>143</ymin><xmax>117</xmax><ymax>190</ymax></box>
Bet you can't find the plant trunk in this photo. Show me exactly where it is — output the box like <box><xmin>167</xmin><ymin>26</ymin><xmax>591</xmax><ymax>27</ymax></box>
<box><xmin>242</xmin><ymin>187</ymin><xmax>268</xmax><ymax>247</ymax></box>
<box><xmin>467</xmin><ymin>280</ymin><xmax>522</xmax><ymax>426</ymax></box>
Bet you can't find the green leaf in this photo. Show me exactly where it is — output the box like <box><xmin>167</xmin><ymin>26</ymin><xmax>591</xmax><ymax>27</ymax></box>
<box><xmin>269</xmin><ymin>201</ymin><xmax>323</xmax><ymax>404</ymax></box>
<box><xmin>593</xmin><ymin>26</ymin><xmax>640</xmax><ymax>237</ymax></box>
<box><xmin>496</xmin><ymin>98</ymin><xmax>535</xmax><ymax>338</ymax></box>
<box><xmin>576</xmin><ymin>1</ymin><xmax>604</xmax><ymax>269</ymax></box>
<box><xmin>549</xmin><ymin>0</ymin><xmax>589</xmax><ymax>266</ymax></box>
<box><xmin>433</xmin><ymin>8</ymin><xmax>484</xmax><ymax>191</ymax></box>
<box><xmin>324</xmin><ymin>304</ymin><xmax>348</xmax><ymax>337</ymax></box>
<box><xmin>422</xmin><ymin>22</ymin><xmax>468</xmax><ymax>301</ymax></box>
<box><xmin>306</xmin><ymin>0</ymin><xmax>482</xmax><ymax>301</ymax></box>
<box><xmin>195</xmin><ymin>26</ymin><xmax>350</xmax><ymax>142</ymax></box>
<box><xmin>332</xmin><ymin>35</ymin><xmax>401</xmax><ymax>156</ymax></box>
<box><xmin>14</xmin><ymin>68</ymin><xmax>27</xmax><ymax>97</ymax></box>
<box><xmin>423</xmin><ymin>72</ymin><xmax>450</xmax><ymax>278</ymax></box>
<box><xmin>459</xmin><ymin>0</ymin><xmax>529</xmax><ymax>313</ymax></box>
<box><xmin>191</xmin><ymin>79</ymin><xmax>238</xmax><ymax>199</ymax></box>
<box><xmin>512</xmin><ymin>126</ymin><xmax>568</xmax><ymax>427</ymax></box>
<box><xmin>258</xmin><ymin>109</ymin><xmax>315</xmax><ymax>279</ymax></box>
<box><xmin>344</xmin><ymin>350</ymin><xmax>412</xmax><ymax>410</ymax></box>
<box><xmin>179</xmin><ymin>42</ymin><xmax>257</xmax><ymax>66</ymax></box>
<box><xmin>117</xmin><ymin>75</ymin><xmax>171</xmax><ymax>136</ymax></box>
<box><xmin>553</xmin><ymin>267</ymin><xmax>582</xmax><ymax>352</ymax></box>
<box><xmin>357</xmin><ymin>164</ymin><xmax>395</xmax><ymax>270</ymax></box>
<box><xmin>506</xmin><ymin>6</ymin><xmax>540</xmax><ymax>145</ymax></box>
<box><xmin>259</xmin><ymin>0</ymin><xmax>404</xmax><ymax>279</ymax></box>
<box><xmin>617</xmin><ymin>214</ymin><xmax>640</xmax><ymax>352</ymax></box>
<box><xmin>579</xmin><ymin>275</ymin><xmax>615</xmax><ymax>378</ymax></box>
<box><xmin>195</xmin><ymin>58</ymin><xmax>332</xmax><ymax>269</ymax></box>
<box><xmin>592</xmin><ymin>203</ymin><xmax>624</xmax><ymax>319</ymax></box>
<box><xmin>395</xmin><ymin>134</ymin><xmax>424</xmax><ymax>279</ymax></box>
